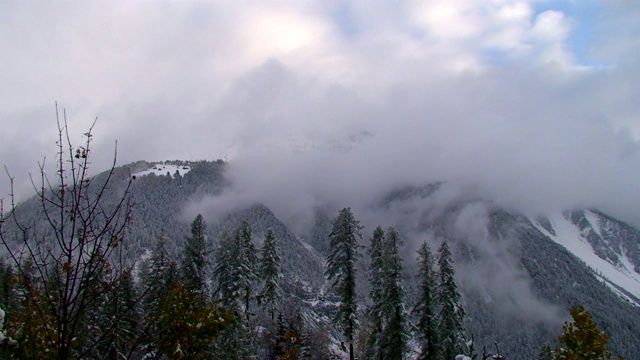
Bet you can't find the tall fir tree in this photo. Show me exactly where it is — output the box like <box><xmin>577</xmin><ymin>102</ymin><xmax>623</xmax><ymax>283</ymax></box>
<box><xmin>73</xmin><ymin>246</ymin><xmax>115</xmax><ymax>358</ymax></box>
<box><xmin>436</xmin><ymin>240</ymin><xmax>466</xmax><ymax>360</ymax></box>
<box><xmin>325</xmin><ymin>207</ymin><xmax>363</xmax><ymax>360</ymax></box>
<box><xmin>377</xmin><ymin>227</ymin><xmax>410</xmax><ymax>360</ymax></box>
<box><xmin>213</xmin><ymin>222</ymin><xmax>258</xmax><ymax>319</ymax></box>
<box><xmin>271</xmin><ymin>312</ymin><xmax>288</xmax><ymax>359</ymax></box>
<box><xmin>238</xmin><ymin>221</ymin><xmax>258</xmax><ymax>320</ymax></box>
<box><xmin>365</xmin><ymin>226</ymin><xmax>386</xmax><ymax>360</ymax></box>
<box><xmin>415</xmin><ymin>241</ymin><xmax>439</xmax><ymax>360</ymax></box>
<box><xmin>213</xmin><ymin>306</ymin><xmax>257</xmax><ymax>360</ymax></box>
<box><xmin>0</xmin><ymin>261</ymin><xmax>16</xmax><ymax>313</ymax></box>
<box><xmin>213</xmin><ymin>231</ymin><xmax>234</xmax><ymax>305</ymax></box>
<box><xmin>181</xmin><ymin>214</ymin><xmax>208</xmax><ymax>299</ymax></box>
<box><xmin>140</xmin><ymin>231</ymin><xmax>177</xmax><ymax>316</ymax></box>
<box><xmin>107</xmin><ymin>270</ymin><xmax>140</xmax><ymax>360</ymax></box>
<box><xmin>260</xmin><ymin>228</ymin><xmax>281</xmax><ymax>321</ymax></box>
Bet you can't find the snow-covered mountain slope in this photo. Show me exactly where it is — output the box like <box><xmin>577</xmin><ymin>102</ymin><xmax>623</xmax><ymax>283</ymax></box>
<box><xmin>534</xmin><ymin>210</ymin><xmax>640</xmax><ymax>306</ymax></box>
<box><xmin>7</xmin><ymin>160</ymin><xmax>640</xmax><ymax>359</ymax></box>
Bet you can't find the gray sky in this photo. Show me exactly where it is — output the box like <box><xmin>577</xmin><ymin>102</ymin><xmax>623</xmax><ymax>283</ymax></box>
<box><xmin>2</xmin><ymin>0</ymin><xmax>640</xmax><ymax>226</ymax></box>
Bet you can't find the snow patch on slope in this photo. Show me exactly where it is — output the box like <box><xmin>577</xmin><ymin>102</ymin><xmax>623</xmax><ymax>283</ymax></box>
<box><xmin>583</xmin><ymin>210</ymin><xmax>603</xmax><ymax>238</ymax></box>
<box><xmin>534</xmin><ymin>213</ymin><xmax>640</xmax><ymax>307</ymax></box>
<box><xmin>131</xmin><ymin>163</ymin><xmax>191</xmax><ymax>178</ymax></box>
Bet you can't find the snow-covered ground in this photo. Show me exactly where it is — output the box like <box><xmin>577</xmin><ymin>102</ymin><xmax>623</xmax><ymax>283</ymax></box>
<box><xmin>534</xmin><ymin>212</ymin><xmax>640</xmax><ymax>306</ymax></box>
<box><xmin>131</xmin><ymin>163</ymin><xmax>191</xmax><ymax>178</ymax></box>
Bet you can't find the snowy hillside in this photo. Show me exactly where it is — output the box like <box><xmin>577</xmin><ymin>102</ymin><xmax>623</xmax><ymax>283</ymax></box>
<box><xmin>6</xmin><ymin>159</ymin><xmax>640</xmax><ymax>359</ymax></box>
<box><xmin>131</xmin><ymin>163</ymin><xmax>191</xmax><ymax>178</ymax></box>
<box><xmin>534</xmin><ymin>210</ymin><xmax>640</xmax><ymax>306</ymax></box>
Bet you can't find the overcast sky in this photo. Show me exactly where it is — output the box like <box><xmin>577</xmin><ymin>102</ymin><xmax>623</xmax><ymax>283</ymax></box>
<box><xmin>2</xmin><ymin>0</ymin><xmax>640</xmax><ymax>225</ymax></box>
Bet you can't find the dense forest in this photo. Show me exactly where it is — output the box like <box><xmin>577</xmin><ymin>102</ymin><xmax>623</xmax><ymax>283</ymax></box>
<box><xmin>0</xmin><ymin>126</ymin><xmax>633</xmax><ymax>359</ymax></box>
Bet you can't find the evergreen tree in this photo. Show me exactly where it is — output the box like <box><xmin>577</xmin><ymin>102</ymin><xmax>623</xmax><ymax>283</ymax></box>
<box><xmin>415</xmin><ymin>241</ymin><xmax>438</xmax><ymax>360</ymax></box>
<box><xmin>555</xmin><ymin>306</ymin><xmax>622</xmax><ymax>360</ymax></box>
<box><xmin>213</xmin><ymin>231</ymin><xmax>234</xmax><ymax>305</ymax></box>
<box><xmin>109</xmin><ymin>270</ymin><xmax>140</xmax><ymax>359</ymax></box>
<box><xmin>436</xmin><ymin>240</ymin><xmax>466</xmax><ymax>360</ymax></box>
<box><xmin>325</xmin><ymin>207</ymin><xmax>363</xmax><ymax>360</ymax></box>
<box><xmin>377</xmin><ymin>227</ymin><xmax>410</xmax><ymax>359</ymax></box>
<box><xmin>78</xmin><ymin>248</ymin><xmax>113</xmax><ymax>358</ymax></box>
<box><xmin>238</xmin><ymin>221</ymin><xmax>258</xmax><ymax>320</ymax></box>
<box><xmin>1</xmin><ymin>259</ymin><xmax>57</xmax><ymax>359</ymax></box>
<box><xmin>213</xmin><ymin>222</ymin><xmax>258</xmax><ymax>319</ymax></box>
<box><xmin>140</xmin><ymin>231</ymin><xmax>177</xmax><ymax>316</ymax></box>
<box><xmin>365</xmin><ymin>226</ymin><xmax>386</xmax><ymax>360</ymax></box>
<box><xmin>154</xmin><ymin>283</ymin><xmax>229</xmax><ymax>359</ymax></box>
<box><xmin>260</xmin><ymin>228</ymin><xmax>281</xmax><ymax>321</ymax></box>
<box><xmin>0</xmin><ymin>261</ymin><xmax>15</xmax><ymax>312</ymax></box>
<box><xmin>272</xmin><ymin>312</ymin><xmax>288</xmax><ymax>359</ymax></box>
<box><xmin>0</xmin><ymin>261</ymin><xmax>17</xmax><ymax>358</ymax></box>
<box><xmin>213</xmin><ymin>305</ymin><xmax>256</xmax><ymax>360</ymax></box>
<box><xmin>181</xmin><ymin>214</ymin><xmax>208</xmax><ymax>299</ymax></box>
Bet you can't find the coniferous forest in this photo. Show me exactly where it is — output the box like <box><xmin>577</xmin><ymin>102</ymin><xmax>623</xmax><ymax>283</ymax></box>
<box><xmin>0</xmin><ymin>125</ymin><xmax>634</xmax><ymax>359</ymax></box>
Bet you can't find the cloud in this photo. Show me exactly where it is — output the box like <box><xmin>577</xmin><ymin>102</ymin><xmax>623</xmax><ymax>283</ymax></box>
<box><xmin>1</xmin><ymin>0</ymin><xmax>639</xmax><ymax>228</ymax></box>
<box><xmin>185</xmin><ymin>58</ymin><xmax>640</xmax><ymax>231</ymax></box>
<box><xmin>451</xmin><ymin>202</ymin><xmax>564</xmax><ymax>323</ymax></box>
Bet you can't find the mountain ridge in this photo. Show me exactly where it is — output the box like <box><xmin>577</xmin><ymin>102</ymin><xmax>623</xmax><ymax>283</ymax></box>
<box><xmin>3</xmin><ymin>159</ymin><xmax>640</xmax><ymax>359</ymax></box>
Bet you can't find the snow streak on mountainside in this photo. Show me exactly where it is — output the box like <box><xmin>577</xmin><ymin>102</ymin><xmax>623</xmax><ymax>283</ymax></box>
<box><xmin>534</xmin><ymin>210</ymin><xmax>640</xmax><ymax>306</ymax></box>
<box><xmin>131</xmin><ymin>162</ymin><xmax>192</xmax><ymax>178</ymax></box>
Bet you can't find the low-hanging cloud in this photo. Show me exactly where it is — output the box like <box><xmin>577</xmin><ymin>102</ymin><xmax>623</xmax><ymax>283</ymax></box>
<box><xmin>2</xmin><ymin>0</ymin><xmax>640</xmax><ymax>227</ymax></box>
<box><xmin>187</xmin><ymin>58</ymin><xmax>640</xmax><ymax>231</ymax></box>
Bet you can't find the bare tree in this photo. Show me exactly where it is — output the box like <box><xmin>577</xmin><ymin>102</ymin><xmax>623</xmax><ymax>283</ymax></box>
<box><xmin>0</xmin><ymin>105</ymin><xmax>139</xmax><ymax>359</ymax></box>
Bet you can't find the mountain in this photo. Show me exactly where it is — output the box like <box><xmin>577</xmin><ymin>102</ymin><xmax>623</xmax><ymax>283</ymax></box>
<box><xmin>534</xmin><ymin>210</ymin><xmax>640</xmax><ymax>305</ymax></box>
<box><xmin>3</xmin><ymin>159</ymin><xmax>640</xmax><ymax>359</ymax></box>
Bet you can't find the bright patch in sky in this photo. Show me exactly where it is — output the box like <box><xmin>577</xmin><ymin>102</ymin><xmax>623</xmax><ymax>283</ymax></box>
<box><xmin>1</xmin><ymin>0</ymin><xmax>640</xmax><ymax>226</ymax></box>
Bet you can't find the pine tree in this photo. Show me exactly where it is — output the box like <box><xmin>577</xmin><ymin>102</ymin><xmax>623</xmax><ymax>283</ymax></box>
<box><xmin>140</xmin><ymin>231</ymin><xmax>177</xmax><ymax>316</ymax></box>
<box><xmin>325</xmin><ymin>207</ymin><xmax>363</xmax><ymax>360</ymax></box>
<box><xmin>181</xmin><ymin>214</ymin><xmax>208</xmax><ymax>299</ymax></box>
<box><xmin>0</xmin><ymin>261</ymin><xmax>17</xmax><ymax>358</ymax></box>
<box><xmin>365</xmin><ymin>226</ymin><xmax>386</xmax><ymax>360</ymax></box>
<box><xmin>260</xmin><ymin>228</ymin><xmax>281</xmax><ymax>321</ymax></box>
<box><xmin>377</xmin><ymin>227</ymin><xmax>410</xmax><ymax>359</ymax></box>
<box><xmin>271</xmin><ymin>312</ymin><xmax>288</xmax><ymax>359</ymax></box>
<box><xmin>0</xmin><ymin>261</ymin><xmax>16</xmax><ymax>312</ymax></box>
<box><xmin>154</xmin><ymin>283</ymin><xmax>229</xmax><ymax>359</ymax></box>
<box><xmin>213</xmin><ymin>305</ymin><xmax>256</xmax><ymax>360</ymax></box>
<box><xmin>238</xmin><ymin>221</ymin><xmax>258</xmax><ymax>320</ymax></box>
<box><xmin>213</xmin><ymin>222</ymin><xmax>258</xmax><ymax>319</ymax></box>
<box><xmin>108</xmin><ymin>270</ymin><xmax>140</xmax><ymax>360</ymax></box>
<box><xmin>555</xmin><ymin>306</ymin><xmax>623</xmax><ymax>360</ymax></box>
<box><xmin>415</xmin><ymin>241</ymin><xmax>438</xmax><ymax>360</ymax></box>
<box><xmin>2</xmin><ymin>259</ymin><xmax>57</xmax><ymax>358</ymax></box>
<box><xmin>213</xmin><ymin>231</ymin><xmax>234</xmax><ymax>305</ymax></box>
<box><xmin>436</xmin><ymin>240</ymin><xmax>466</xmax><ymax>360</ymax></box>
<box><xmin>78</xmin><ymin>247</ymin><xmax>113</xmax><ymax>358</ymax></box>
